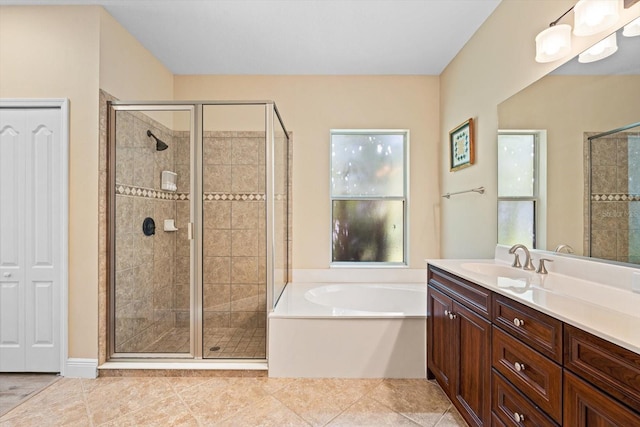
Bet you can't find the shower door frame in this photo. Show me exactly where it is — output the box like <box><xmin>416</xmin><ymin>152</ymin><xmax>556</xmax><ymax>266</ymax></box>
<box><xmin>107</xmin><ymin>100</ymin><xmax>288</xmax><ymax>361</ymax></box>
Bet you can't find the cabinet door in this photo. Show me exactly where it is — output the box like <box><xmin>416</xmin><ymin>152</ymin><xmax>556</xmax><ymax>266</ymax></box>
<box><xmin>427</xmin><ymin>286</ymin><xmax>455</xmax><ymax>393</ymax></box>
<box><xmin>564</xmin><ymin>371</ymin><xmax>640</xmax><ymax>427</ymax></box>
<box><xmin>453</xmin><ymin>301</ymin><xmax>492</xmax><ymax>427</ymax></box>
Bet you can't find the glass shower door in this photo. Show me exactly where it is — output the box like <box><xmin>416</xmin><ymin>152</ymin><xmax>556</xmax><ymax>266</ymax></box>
<box><xmin>110</xmin><ymin>105</ymin><xmax>194</xmax><ymax>357</ymax></box>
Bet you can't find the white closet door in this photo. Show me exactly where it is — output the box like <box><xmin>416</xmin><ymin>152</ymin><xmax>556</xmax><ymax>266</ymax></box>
<box><xmin>0</xmin><ymin>108</ymin><xmax>61</xmax><ymax>372</ymax></box>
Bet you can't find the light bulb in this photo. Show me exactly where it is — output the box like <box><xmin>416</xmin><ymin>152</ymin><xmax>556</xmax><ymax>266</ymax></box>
<box><xmin>578</xmin><ymin>32</ymin><xmax>618</xmax><ymax>63</ymax></box>
<box><xmin>574</xmin><ymin>0</ymin><xmax>621</xmax><ymax>36</ymax></box>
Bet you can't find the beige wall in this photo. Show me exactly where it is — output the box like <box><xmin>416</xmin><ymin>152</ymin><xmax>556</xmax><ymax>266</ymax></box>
<box><xmin>99</xmin><ymin>9</ymin><xmax>174</xmax><ymax>104</ymax></box>
<box><xmin>0</xmin><ymin>5</ymin><xmax>176</xmax><ymax>361</ymax></box>
<box><xmin>499</xmin><ymin>75</ymin><xmax>640</xmax><ymax>254</ymax></box>
<box><xmin>175</xmin><ymin>76</ymin><xmax>441</xmax><ymax>268</ymax></box>
<box><xmin>0</xmin><ymin>6</ymin><xmax>102</xmax><ymax>359</ymax></box>
<box><xmin>439</xmin><ymin>0</ymin><xmax>640</xmax><ymax>258</ymax></box>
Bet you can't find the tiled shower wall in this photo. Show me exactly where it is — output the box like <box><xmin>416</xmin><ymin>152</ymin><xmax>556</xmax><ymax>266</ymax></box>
<box><xmin>587</xmin><ymin>131</ymin><xmax>640</xmax><ymax>264</ymax></box>
<box><xmin>114</xmin><ymin>111</ymin><xmax>181</xmax><ymax>352</ymax></box>
<box><xmin>201</xmin><ymin>132</ymin><xmax>267</xmax><ymax>332</ymax></box>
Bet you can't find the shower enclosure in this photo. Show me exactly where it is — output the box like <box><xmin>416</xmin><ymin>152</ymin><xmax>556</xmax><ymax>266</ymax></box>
<box><xmin>107</xmin><ymin>101</ymin><xmax>290</xmax><ymax>360</ymax></box>
<box><xmin>587</xmin><ymin>122</ymin><xmax>640</xmax><ymax>264</ymax></box>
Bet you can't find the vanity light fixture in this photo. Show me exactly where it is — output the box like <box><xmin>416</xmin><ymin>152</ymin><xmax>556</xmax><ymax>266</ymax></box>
<box><xmin>536</xmin><ymin>24</ymin><xmax>573</xmax><ymax>63</ymax></box>
<box><xmin>535</xmin><ymin>0</ymin><xmax>625</xmax><ymax>63</ymax></box>
<box><xmin>623</xmin><ymin>16</ymin><xmax>640</xmax><ymax>37</ymax></box>
<box><xmin>535</xmin><ymin>5</ymin><xmax>575</xmax><ymax>63</ymax></box>
<box><xmin>578</xmin><ymin>32</ymin><xmax>618</xmax><ymax>62</ymax></box>
<box><xmin>573</xmin><ymin>0</ymin><xmax>622</xmax><ymax>36</ymax></box>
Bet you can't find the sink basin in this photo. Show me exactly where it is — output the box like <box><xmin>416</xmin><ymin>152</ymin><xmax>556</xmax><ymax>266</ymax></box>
<box><xmin>461</xmin><ymin>262</ymin><xmax>532</xmax><ymax>279</ymax></box>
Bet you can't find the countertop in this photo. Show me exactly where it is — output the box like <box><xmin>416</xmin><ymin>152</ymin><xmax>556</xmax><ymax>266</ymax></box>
<box><xmin>426</xmin><ymin>258</ymin><xmax>640</xmax><ymax>355</ymax></box>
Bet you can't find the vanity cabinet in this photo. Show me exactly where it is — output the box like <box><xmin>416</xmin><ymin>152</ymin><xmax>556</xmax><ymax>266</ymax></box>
<box><xmin>427</xmin><ymin>267</ymin><xmax>492</xmax><ymax>427</ymax></box>
<box><xmin>491</xmin><ymin>298</ymin><xmax>563</xmax><ymax>425</ymax></box>
<box><xmin>564</xmin><ymin>324</ymin><xmax>640</xmax><ymax>426</ymax></box>
<box><xmin>564</xmin><ymin>371</ymin><xmax>640</xmax><ymax>427</ymax></box>
<box><xmin>426</xmin><ymin>264</ymin><xmax>640</xmax><ymax>427</ymax></box>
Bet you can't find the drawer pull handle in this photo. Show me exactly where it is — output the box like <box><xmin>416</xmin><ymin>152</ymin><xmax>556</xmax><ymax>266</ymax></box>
<box><xmin>514</xmin><ymin>362</ymin><xmax>526</xmax><ymax>372</ymax></box>
<box><xmin>2</xmin><ymin>272</ymin><xmax>10</xmax><ymax>278</ymax></box>
<box><xmin>449</xmin><ymin>313</ymin><xmax>456</xmax><ymax>320</ymax></box>
<box><xmin>514</xmin><ymin>412</ymin><xmax>525</xmax><ymax>423</ymax></box>
<box><xmin>444</xmin><ymin>310</ymin><xmax>449</xmax><ymax>316</ymax></box>
<box><xmin>513</xmin><ymin>317</ymin><xmax>524</xmax><ymax>327</ymax></box>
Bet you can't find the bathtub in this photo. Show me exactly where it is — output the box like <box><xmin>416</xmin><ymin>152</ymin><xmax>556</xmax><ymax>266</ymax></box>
<box><xmin>268</xmin><ymin>282</ymin><xmax>426</xmax><ymax>378</ymax></box>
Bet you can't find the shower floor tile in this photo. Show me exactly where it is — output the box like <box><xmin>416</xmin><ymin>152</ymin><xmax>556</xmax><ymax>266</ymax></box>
<box><xmin>0</xmin><ymin>376</ymin><xmax>467</xmax><ymax>426</ymax></box>
<box><xmin>140</xmin><ymin>326</ymin><xmax>266</xmax><ymax>358</ymax></box>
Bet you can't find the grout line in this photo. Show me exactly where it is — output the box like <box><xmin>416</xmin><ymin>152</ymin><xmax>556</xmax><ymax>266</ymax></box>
<box><xmin>80</xmin><ymin>378</ymin><xmax>96</xmax><ymax>427</ymax></box>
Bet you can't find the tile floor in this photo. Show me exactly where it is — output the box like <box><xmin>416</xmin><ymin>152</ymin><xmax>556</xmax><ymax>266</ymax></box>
<box><xmin>141</xmin><ymin>327</ymin><xmax>267</xmax><ymax>359</ymax></box>
<box><xmin>0</xmin><ymin>374</ymin><xmax>59</xmax><ymax>417</ymax></box>
<box><xmin>0</xmin><ymin>376</ymin><xmax>467</xmax><ymax>426</ymax></box>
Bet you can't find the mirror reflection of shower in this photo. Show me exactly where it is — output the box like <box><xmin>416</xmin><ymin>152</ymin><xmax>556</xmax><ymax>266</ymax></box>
<box><xmin>147</xmin><ymin>129</ymin><xmax>169</xmax><ymax>151</ymax></box>
<box><xmin>588</xmin><ymin>121</ymin><xmax>640</xmax><ymax>264</ymax></box>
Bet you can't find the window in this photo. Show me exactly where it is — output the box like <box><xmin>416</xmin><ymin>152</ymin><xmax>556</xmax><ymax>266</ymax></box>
<box><xmin>497</xmin><ymin>132</ymin><xmax>546</xmax><ymax>248</ymax></box>
<box><xmin>330</xmin><ymin>130</ymin><xmax>408</xmax><ymax>265</ymax></box>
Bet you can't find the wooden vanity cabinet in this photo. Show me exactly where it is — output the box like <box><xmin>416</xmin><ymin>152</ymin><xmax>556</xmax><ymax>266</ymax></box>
<box><xmin>564</xmin><ymin>324</ymin><xmax>640</xmax><ymax>426</ymax></box>
<box><xmin>564</xmin><ymin>370</ymin><xmax>640</xmax><ymax>427</ymax></box>
<box><xmin>427</xmin><ymin>264</ymin><xmax>640</xmax><ymax>427</ymax></box>
<box><xmin>427</xmin><ymin>267</ymin><xmax>492</xmax><ymax>427</ymax></box>
<box><xmin>564</xmin><ymin>324</ymin><xmax>640</xmax><ymax>411</ymax></box>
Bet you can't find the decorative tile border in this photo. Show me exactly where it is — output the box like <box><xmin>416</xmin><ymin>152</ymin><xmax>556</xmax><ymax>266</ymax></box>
<box><xmin>116</xmin><ymin>184</ymin><xmax>189</xmax><ymax>200</ymax></box>
<box><xmin>115</xmin><ymin>184</ymin><xmax>275</xmax><ymax>202</ymax></box>
<box><xmin>591</xmin><ymin>194</ymin><xmax>640</xmax><ymax>202</ymax></box>
<box><xmin>203</xmin><ymin>193</ymin><xmax>266</xmax><ymax>201</ymax></box>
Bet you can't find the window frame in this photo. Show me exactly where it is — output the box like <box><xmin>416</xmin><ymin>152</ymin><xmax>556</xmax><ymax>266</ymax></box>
<box><xmin>329</xmin><ymin>129</ymin><xmax>409</xmax><ymax>267</ymax></box>
<box><xmin>497</xmin><ymin>131</ymin><xmax>546</xmax><ymax>249</ymax></box>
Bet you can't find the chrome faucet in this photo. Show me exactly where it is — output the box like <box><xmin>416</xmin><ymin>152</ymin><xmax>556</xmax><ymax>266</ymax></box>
<box><xmin>554</xmin><ymin>244</ymin><xmax>574</xmax><ymax>254</ymax></box>
<box><xmin>509</xmin><ymin>244</ymin><xmax>535</xmax><ymax>271</ymax></box>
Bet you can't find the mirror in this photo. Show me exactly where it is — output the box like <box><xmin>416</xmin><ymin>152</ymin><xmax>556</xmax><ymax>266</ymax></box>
<box><xmin>498</xmin><ymin>25</ymin><xmax>640</xmax><ymax>264</ymax></box>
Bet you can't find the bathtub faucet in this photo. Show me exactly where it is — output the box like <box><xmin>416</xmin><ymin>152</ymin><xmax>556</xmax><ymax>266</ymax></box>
<box><xmin>508</xmin><ymin>244</ymin><xmax>535</xmax><ymax>271</ymax></box>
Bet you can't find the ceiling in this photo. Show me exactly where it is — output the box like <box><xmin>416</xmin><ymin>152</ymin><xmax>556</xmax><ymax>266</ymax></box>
<box><xmin>1</xmin><ymin>0</ymin><xmax>502</xmax><ymax>75</ymax></box>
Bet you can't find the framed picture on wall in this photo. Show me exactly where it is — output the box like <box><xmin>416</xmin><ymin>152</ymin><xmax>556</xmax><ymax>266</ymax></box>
<box><xmin>449</xmin><ymin>118</ymin><xmax>475</xmax><ymax>171</ymax></box>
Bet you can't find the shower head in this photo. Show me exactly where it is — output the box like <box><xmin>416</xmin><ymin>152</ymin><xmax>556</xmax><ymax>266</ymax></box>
<box><xmin>147</xmin><ymin>130</ymin><xmax>168</xmax><ymax>151</ymax></box>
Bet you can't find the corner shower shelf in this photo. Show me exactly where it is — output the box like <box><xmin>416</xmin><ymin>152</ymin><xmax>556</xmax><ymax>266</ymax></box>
<box><xmin>161</xmin><ymin>170</ymin><xmax>177</xmax><ymax>191</ymax></box>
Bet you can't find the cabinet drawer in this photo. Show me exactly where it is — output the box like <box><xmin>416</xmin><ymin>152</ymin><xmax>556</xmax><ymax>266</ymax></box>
<box><xmin>428</xmin><ymin>266</ymin><xmax>491</xmax><ymax>319</ymax></box>
<box><xmin>492</xmin><ymin>370</ymin><xmax>559</xmax><ymax>427</ymax></box>
<box><xmin>564</xmin><ymin>323</ymin><xmax>640</xmax><ymax>411</ymax></box>
<box><xmin>564</xmin><ymin>370</ymin><xmax>640</xmax><ymax>426</ymax></box>
<box><xmin>493</xmin><ymin>294</ymin><xmax>563</xmax><ymax>363</ymax></box>
<box><xmin>492</xmin><ymin>326</ymin><xmax>563</xmax><ymax>422</ymax></box>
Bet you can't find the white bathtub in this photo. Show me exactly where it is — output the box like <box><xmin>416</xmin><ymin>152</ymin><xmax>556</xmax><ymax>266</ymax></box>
<box><xmin>268</xmin><ymin>282</ymin><xmax>427</xmax><ymax>378</ymax></box>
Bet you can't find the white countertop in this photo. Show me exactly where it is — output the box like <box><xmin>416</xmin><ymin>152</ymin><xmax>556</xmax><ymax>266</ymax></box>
<box><xmin>426</xmin><ymin>257</ymin><xmax>640</xmax><ymax>355</ymax></box>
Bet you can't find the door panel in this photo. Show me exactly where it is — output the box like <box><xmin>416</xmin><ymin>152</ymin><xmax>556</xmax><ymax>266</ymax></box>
<box><xmin>110</xmin><ymin>106</ymin><xmax>193</xmax><ymax>356</ymax></box>
<box><xmin>0</xmin><ymin>281</ymin><xmax>23</xmax><ymax>370</ymax></box>
<box><xmin>427</xmin><ymin>285</ymin><xmax>454</xmax><ymax>392</ymax></box>
<box><xmin>32</xmin><ymin>124</ymin><xmax>54</xmax><ymax>266</ymax></box>
<box><xmin>0</xmin><ymin>120</ymin><xmax>23</xmax><ymax>269</ymax></box>
<box><xmin>455</xmin><ymin>301</ymin><xmax>492</xmax><ymax>427</ymax></box>
<box><xmin>0</xmin><ymin>108</ymin><xmax>60</xmax><ymax>372</ymax></box>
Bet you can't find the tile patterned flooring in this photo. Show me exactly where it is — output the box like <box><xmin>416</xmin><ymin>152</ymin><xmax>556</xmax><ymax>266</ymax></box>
<box><xmin>141</xmin><ymin>327</ymin><xmax>267</xmax><ymax>359</ymax></box>
<box><xmin>0</xmin><ymin>374</ymin><xmax>59</xmax><ymax>417</ymax></box>
<box><xmin>0</xmin><ymin>376</ymin><xmax>467</xmax><ymax>426</ymax></box>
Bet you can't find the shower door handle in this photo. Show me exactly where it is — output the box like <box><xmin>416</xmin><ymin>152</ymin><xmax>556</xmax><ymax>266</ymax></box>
<box><xmin>187</xmin><ymin>222</ymin><xmax>194</xmax><ymax>240</ymax></box>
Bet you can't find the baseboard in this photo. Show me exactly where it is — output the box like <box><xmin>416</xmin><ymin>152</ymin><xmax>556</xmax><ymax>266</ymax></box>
<box><xmin>64</xmin><ymin>358</ymin><xmax>98</xmax><ymax>378</ymax></box>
